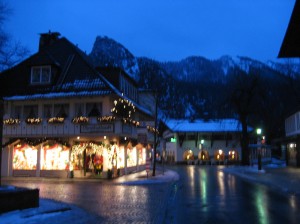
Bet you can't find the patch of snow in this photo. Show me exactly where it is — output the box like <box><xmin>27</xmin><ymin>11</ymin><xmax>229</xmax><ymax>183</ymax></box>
<box><xmin>0</xmin><ymin>199</ymin><xmax>99</xmax><ymax>224</ymax></box>
<box><xmin>165</xmin><ymin>118</ymin><xmax>252</xmax><ymax>132</ymax></box>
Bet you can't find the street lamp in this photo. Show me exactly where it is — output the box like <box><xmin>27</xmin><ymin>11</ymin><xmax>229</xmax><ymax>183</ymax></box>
<box><xmin>256</xmin><ymin>128</ymin><xmax>262</xmax><ymax>135</ymax></box>
<box><xmin>256</xmin><ymin>128</ymin><xmax>262</xmax><ymax>171</ymax></box>
<box><xmin>199</xmin><ymin>139</ymin><xmax>204</xmax><ymax>150</ymax></box>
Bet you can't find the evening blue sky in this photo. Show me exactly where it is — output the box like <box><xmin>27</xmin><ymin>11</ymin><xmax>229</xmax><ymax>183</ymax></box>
<box><xmin>5</xmin><ymin>0</ymin><xmax>296</xmax><ymax>62</ymax></box>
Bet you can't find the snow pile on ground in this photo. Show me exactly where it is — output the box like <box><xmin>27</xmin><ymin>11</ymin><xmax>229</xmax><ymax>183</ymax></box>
<box><xmin>0</xmin><ymin>199</ymin><xmax>100</xmax><ymax>224</ymax></box>
<box><xmin>229</xmin><ymin>158</ymin><xmax>286</xmax><ymax>174</ymax></box>
<box><xmin>115</xmin><ymin>170</ymin><xmax>180</xmax><ymax>185</ymax></box>
<box><xmin>264</xmin><ymin>158</ymin><xmax>286</xmax><ymax>168</ymax></box>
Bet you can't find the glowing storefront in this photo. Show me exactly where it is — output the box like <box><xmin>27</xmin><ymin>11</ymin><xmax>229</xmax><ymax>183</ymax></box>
<box><xmin>163</xmin><ymin>119</ymin><xmax>251</xmax><ymax>163</ymax></box>
<box><xmin>6</xmin><ymin>139</ymin><xmax>149</xmax><ymax>178</ymax></box>
<box><xmin>0</xmin><ymin>31</ymin><xmax>155</xmax><ymax>178</ymax></box>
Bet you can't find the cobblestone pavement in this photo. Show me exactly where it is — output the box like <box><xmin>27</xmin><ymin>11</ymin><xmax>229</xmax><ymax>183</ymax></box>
<box><xmin>2</xmin><ymin>169</ymin><xmax>176</xmax><ymax>223</ymax></box>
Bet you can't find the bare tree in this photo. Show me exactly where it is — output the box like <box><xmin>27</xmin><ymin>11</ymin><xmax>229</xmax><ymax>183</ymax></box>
<box><xmin>227</xmin><ymin>69</ymin><xmax>261</xmax><ymax>165</ymax></box>
<box><xmin>0</xmin><ymin>1</ymin><xmax>29</xmax><ymax>72</ymax></box>
<box><xmin>0</xmin><ymin>1</ymin><xmax>29</xmax><ymax>184</ymax></box>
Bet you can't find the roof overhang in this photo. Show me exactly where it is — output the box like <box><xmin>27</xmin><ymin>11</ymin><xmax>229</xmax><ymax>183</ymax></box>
<box><xmin>278</xmin><ymin>1</ymin><xmax>300</xmax><ymax>58</ymax></box>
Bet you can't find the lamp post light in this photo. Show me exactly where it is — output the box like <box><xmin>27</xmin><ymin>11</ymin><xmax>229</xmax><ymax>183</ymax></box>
<box><xmin>256</xmin><ymin>128</ymin><xmax>262</xmax><ymax>171</ymax></box>
<box><xmin>199</xmin><ymin>139</ymin><xmax>204</xmax><ymax>150</ymax></box>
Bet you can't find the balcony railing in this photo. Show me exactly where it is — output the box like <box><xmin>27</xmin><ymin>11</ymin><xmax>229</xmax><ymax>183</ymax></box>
<box><xmin>2</xmin><ymin>117</ymin><xmax>140</xmax><ymax>138</ymax></box>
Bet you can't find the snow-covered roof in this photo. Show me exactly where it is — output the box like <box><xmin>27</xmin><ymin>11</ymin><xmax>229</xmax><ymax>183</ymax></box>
<box><xmin>165</xmin><ymin>119</ymin><xmax>252</xmax><ymax>133</ymax></box>
<box><xmin>3</xmin><ymin>90</ymin><xmax>111</xmax><ymax>101</ymax></box>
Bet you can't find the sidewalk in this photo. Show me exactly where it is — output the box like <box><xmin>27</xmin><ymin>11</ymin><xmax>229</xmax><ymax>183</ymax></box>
<box><xmin>1</xmin><ymin>167</ymin><xmax>179</xmax><ymax>184</ymax></box>
<box><xmin>223</xmin><ymin>164</ymin><xmax>300</xmax><ymax>195</ymax></box>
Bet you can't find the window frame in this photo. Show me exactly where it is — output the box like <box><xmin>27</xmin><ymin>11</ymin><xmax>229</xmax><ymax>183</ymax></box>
<box><xmin>31</xmin><ymin>66</ymin><xmax>51</xmax><ymax>84</ymax></box>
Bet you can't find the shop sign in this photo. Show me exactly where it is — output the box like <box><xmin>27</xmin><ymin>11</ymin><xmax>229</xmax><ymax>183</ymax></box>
<box><xmin>80</xmin><ymin>124</ymin><xmax>114</xmax><ymax>133</ymax></box>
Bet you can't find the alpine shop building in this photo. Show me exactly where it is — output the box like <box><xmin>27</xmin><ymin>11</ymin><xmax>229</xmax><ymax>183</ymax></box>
<box><xmin>163</xmin><ymin>119</ymin><xmax>251</xmax><ymax>165</ymax></box>
<box><xmin>0</xmin><ymin>32</ymin><xmax>156</xmax><ymax>178</ymax></box>
<box><xmin>284</xmin><ymin>111</ymin><xmax>300</xmax><ymax>167</ymax></box>
<box><xmin>278</xmin><ymin>0</ymin><xmax>300</xmax><ymax>168</ymax></box>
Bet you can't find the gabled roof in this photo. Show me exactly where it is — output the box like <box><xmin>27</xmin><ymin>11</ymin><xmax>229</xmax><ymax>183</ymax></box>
<box><xmin>0</xmin><ymin>36</ymin><xmax>112</xmax><ymax>98</ymax></box>
<box><xmin>164</xmin><ymin>119</ymin><xmax>252</xmax><ymax>133</ymax></box>
<box><xmin>278</xmin><ymin>0</ymin><xmax>300</xmax><ymax>58</ymax></box>
<box><xmin>0</xmin><ymin>33</ymin><xmax>154</xmax><ymax>117</ymax></box>
<box><xmin>97</xmin><ymin>66</ymin><xmax>138</xmax><ymax>89</ymax></box>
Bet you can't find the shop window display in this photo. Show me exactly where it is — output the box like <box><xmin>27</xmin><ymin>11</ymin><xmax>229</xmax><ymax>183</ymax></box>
<box><xmin>137</xmin><ymin>144</ymin><xmax>146</xmax><ymax>165</ymax></box>
<box><xmin>198</xmin><ymin>150</ymin><xmax>210</xmax><ymax>161</ymax></box>
<box><xmin>71</xmin><ymin>142</ymin><xmax>105</xmax><ymax>173</ymax></box>
<box><xmin>214</xmin><ymin>149</ymin><xmax>225</xmax><ymax>161</ymax></box>
<box><xmin>41</xmin><ymin>144</ymin><xmax>70</xmax><ymax>170</ymax></box>
<box><xmin>13</xmin><ymin>144</ymin><xmax>37</xmax><ymax>170</ymax></box>
<box><xmin>183</xmin><ymin>149</ymin><xmax>194</xmax><ymax>161</ymax></box>
<box><xmin>228</xmin><ymin>150</ymin><xmax>239</xmax><ymax>161</ymax></box>
<box><xmin>109</xmin><ymin>145</ymin><xmax>124</xmax><ymax>169</ymax></box>
<box><xmin>127</xmin><ymin>146</ymin><xmax>137</xmax><ymax>167</ymax></box>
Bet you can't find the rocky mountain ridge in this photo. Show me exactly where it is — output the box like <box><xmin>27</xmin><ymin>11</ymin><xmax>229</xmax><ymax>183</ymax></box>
<box><xmin>88</xmin><ymin>36</ymin><xmax>300</xmax><ymax>140</ymax></box>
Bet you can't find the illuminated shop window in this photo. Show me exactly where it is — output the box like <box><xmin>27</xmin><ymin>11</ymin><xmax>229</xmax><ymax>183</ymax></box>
<box><xmin>198</xmin><ymin>150</ymin><xmax>210</xmax><ymax>161</ymax></box>
<box><xmin>138</xmin><ymin>147</ymin><xmax>146</xmax><ymax>165</ymax></box>
<box><xmin>41</xmin><ymin>144</ymin><xmax>70</xmax><ymax>170</ymax></box>
<box><xmin>228</xmin><ymin>150</ymin><xmax>239</xmax><ymax>161</ymax></box>
<box><xmin>71</xmin><ymin>142</ymin><xmax>105</xmax><ymax>171</ymax></box>
<box><xmin>127</xmin><ymin>146</ymin><xmax>137</xmax><ymax>167</ymax></box>
<box><xmin>183</xmin><ymin>149</ymin><xmax>194</xmax><ymax>161</ymax></box>
<box><xmin>214</xmin><ymin>149</ymin><xmax>225</xmax><ymax>161</ymax></box>
<box><xmin>116</xmin><ymin>146</ymin><xmax>125</xmax><ymax>169</ymax></box>
<box><xmin>13</xmin><ymin>144</ymin><xmax>37</xmax><ymax>170</ymax></box>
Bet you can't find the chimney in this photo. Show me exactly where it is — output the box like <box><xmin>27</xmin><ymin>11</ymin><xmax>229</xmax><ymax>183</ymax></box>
<box><xmin>39</xmin><ymin>31</ymin><xmax>61</xmax><ymax>51</ymax></box>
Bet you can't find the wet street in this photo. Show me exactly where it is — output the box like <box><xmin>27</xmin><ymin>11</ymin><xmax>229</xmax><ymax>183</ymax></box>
<box><xmin>2</xmin><ymin>178</ymin><xmax>171</xmax><ymax>223</ymax></box>
<box><xmin>170</xmin><ymin>165</ymin><xmax>300</xmax><ymax>224</ymax></box>
<box><xmin>3</xmin><ymin>165</ymin><xmax>300</xmax><ymax>223</ymax></box>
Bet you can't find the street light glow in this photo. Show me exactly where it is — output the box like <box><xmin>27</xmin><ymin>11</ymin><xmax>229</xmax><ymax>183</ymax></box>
<box><xmin>256</xmin><ymin>128</ymin><xmax>262</xmax><ymax>135</ymax></box>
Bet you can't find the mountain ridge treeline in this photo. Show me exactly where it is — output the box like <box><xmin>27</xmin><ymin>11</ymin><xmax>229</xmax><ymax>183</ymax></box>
<box><xmin>89</xmin><ymin>35</ymin><xmax>300</xmax><ymax>144</ymax></box>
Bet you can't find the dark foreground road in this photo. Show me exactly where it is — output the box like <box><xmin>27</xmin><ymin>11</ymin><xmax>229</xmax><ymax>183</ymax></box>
<box><xmin>3</xmin><ymin>165</ymin><xmax>300</xmax><ymax>224</ymax></box>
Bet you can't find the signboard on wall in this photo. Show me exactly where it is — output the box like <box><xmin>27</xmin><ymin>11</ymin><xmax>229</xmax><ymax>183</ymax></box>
<box><xmin>80</xmin><ymin>124</ymin><xmax>114</xmax><ymax>133</ymax></box>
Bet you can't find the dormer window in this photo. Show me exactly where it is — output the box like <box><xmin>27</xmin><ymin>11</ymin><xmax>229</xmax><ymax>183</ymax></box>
<box><xmin>31</xmin><ymin>66</ymin><xmax>51</xmax><ymax>84</ymax></box>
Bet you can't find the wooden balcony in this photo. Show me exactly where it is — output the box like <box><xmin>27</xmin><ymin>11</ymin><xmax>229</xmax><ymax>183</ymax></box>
<box><xmin>2</xmin><ymin>118</ymin><xmax>139</xmax><ymax>138</ymax></box>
